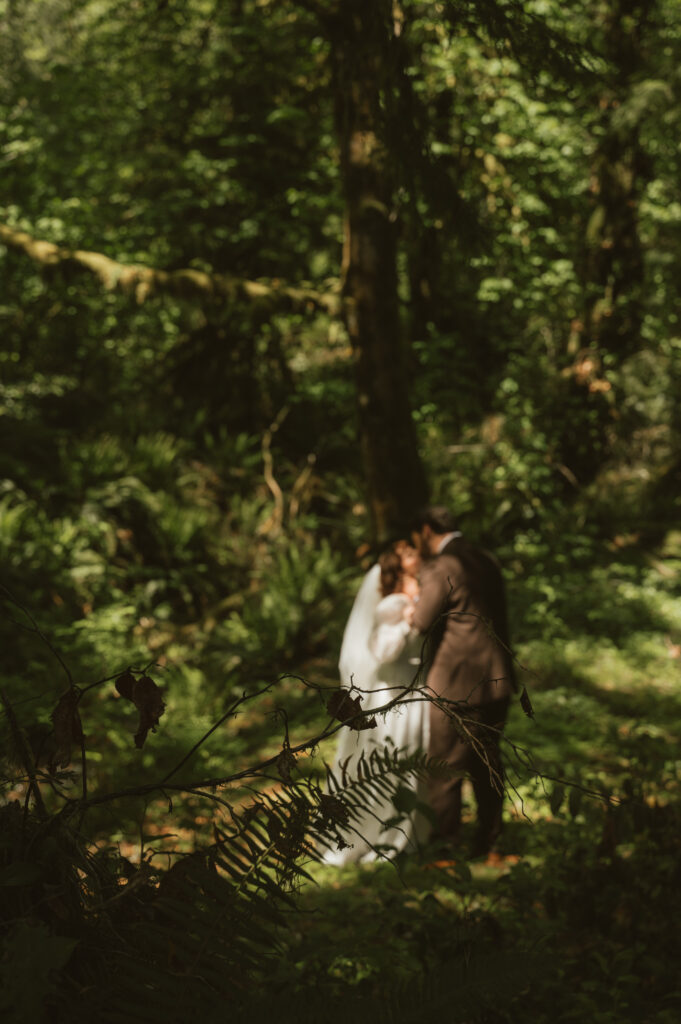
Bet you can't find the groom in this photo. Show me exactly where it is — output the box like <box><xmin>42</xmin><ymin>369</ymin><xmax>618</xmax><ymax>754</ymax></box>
<box><xmin>410</xmin><ymin>507</ymin><xmax>516</xmax><ymax>857</ymax></box>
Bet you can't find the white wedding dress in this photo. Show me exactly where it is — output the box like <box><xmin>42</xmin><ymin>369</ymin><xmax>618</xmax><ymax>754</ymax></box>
<box><xmin>323</xmin><ymin>565</ymin><xmax>430</xmax><ymax>865</ymax></box>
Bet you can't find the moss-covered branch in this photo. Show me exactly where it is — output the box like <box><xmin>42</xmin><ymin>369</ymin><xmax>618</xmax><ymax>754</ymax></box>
<box><xmin>0</xmin><ymin>222</ymin><xmax>341</xmax><ymax>314</ymax></box>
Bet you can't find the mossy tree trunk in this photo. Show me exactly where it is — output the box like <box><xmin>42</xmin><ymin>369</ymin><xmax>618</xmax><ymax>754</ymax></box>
<box><xmin>328</xmin><ymin>1</ymin><xmax>429</xmax><ymax>543</ymax></box>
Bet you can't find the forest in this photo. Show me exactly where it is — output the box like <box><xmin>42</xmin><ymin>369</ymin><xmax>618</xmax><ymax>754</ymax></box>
<box><xmin>1</xmin><ymin>0</ymin><xmax>681</xmax><ymax>1020</ymax></box>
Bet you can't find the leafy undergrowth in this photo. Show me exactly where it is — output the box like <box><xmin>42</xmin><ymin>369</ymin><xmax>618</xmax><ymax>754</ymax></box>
<box><xmin>270</xmin><ymin>806</ymin><xmax>681</xmax><ymax>1024</ymax></box>
<box><xmin>253</xmin><ymin>532</ymin><xmax>681</xmax><ymax>1023</ymax></box>
<box><xmin>2</xmin><ymin>523</ymin><xmax>681</xmax><ymax>1023</ymax></box>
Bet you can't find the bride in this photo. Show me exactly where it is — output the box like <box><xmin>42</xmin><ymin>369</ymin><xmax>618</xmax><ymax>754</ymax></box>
<box><xmin>323</xmin><ymin>541</ymin><xmax>430</xmax><ymax>865</ymax></box>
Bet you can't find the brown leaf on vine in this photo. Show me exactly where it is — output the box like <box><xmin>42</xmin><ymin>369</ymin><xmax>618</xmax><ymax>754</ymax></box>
<box><xmin>115</xmin><ymin>671</ymin><xmax>165</xmax><ymax>748</ymax></box>
<box><xmin>349</xmin><ymin>712</ymin><xmax>377</xmax><ymax>731</ymax></box>
<box><xmin>51</xmin><ymin>690</ymin><xmax>84</xmax><ymax>768</ymax></box>
<box><xmin>277</xmin><ymin>747</ymin><xmax>297</xmax><ymax>784</ymax></box>
<box><xmin>326</xmin><ymin>689</ymin><xmax>376</xmax><ymax>731</ymax></box>
<box><xmin>114</xmin><ymin>668</ymin><xmax>136</xmax><ymax>700</ymax></box>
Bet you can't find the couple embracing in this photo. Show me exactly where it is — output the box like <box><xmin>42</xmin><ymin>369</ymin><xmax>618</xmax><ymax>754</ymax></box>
<box><xmin>325</xmin><ymin>507</ymin><xmax>517</xmax><ymax>865</ymax></box>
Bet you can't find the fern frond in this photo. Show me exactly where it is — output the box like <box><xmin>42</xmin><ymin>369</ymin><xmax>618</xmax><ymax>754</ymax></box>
<box><xmin>309</xmin><ymin>747</ymin><xmax>443</xmax><ymax>857</ymax></box>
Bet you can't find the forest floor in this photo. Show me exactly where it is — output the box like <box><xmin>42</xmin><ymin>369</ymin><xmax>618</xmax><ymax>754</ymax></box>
<box><xmin>17</xmin><ymin>525</ymin><xmax>679</xmax><ymax>1022</ymax></box>
<box><xmin>246</xmin><ymin>529</ymin><xmax>681</xmax><ymax>1023</ymax></box>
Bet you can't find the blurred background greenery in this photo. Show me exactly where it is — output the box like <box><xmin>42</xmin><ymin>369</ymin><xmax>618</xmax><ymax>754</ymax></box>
<box><xmin>1</xmin><ymin>0</ymin><xmax>681</xmax><ymax>1020</ymax></box>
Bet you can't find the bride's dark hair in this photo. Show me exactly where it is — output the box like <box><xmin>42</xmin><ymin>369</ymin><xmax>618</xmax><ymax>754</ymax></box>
<box><xmin>378</xmin><ymin>544</ymin><xmax>404</xmax><ymax>597</ymax></box>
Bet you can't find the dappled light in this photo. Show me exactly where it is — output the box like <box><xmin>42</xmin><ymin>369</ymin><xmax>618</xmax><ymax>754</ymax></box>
<box><xmin>2</xmin><ymin>0</ymin><xmax>681</xmax><ymax>1021</ymax></box>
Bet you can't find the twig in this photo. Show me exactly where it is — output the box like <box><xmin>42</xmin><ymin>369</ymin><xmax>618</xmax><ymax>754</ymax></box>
<box><xmin>59</xmin><ymin>674</ymin><xmax>439</xmax><ymax>817</ymax></box>
<box><xmin>0</xmin><ymin>688</ymin><xmax>56</xmax><ymax>714</ymax></box>
<box><xmin>160</xmin><ymin>682</ymin><xmax>275</xmax><ymax>784</ymax></box>
<box><xmin>59</xmin><ymin>716</ymin><xmax>347</xmax><ymax>816</ymax></box>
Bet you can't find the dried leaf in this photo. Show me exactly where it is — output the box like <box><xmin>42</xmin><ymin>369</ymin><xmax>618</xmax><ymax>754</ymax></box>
<box><xmin>277</xmin><ymin>747</ymin><xmax>296</xmax><ymax>784</ymax></box>
<box><xmin>326</xmin><ymin>688</ymin><xmax>362</xmax><ymax>722</ymax></box>
<box><xmin>326</xmin><ymin>688</ymin><xmax>376</xmax><ymax>731</ymax></box>
<box><xmin>50</xmin><ymin>690</ymin><xmax>83</xmax><ymax>768</ymax></box>
<box><xmin>114</xmin><ymin>669</ymin><xmax>136</xmax><ymax>700</ymax></box>
<box><xmin>519</xmin><ymin>686</ymin><xmax>535</xmax><ymax>719</ymax></box>
<box><xmin>349</xmin><ymin>713</ymin><xmax>377</xmax><ymax>732</ymax></box>
<box><xmin>116</xmin><ymin>671</ymin><xmax>165</xmax><ymax>748</ymax></box>
<box><xmin>132</xmin><ymin>675</ymin><xmax>165</xmax><ymax>748</ymax></box>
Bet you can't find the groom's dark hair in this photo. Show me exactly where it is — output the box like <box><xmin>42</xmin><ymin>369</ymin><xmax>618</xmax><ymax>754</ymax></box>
<box><xmin>409</xmin><ymin>505</ymin><xmax>458</xmax><ymax>535</ymax></box>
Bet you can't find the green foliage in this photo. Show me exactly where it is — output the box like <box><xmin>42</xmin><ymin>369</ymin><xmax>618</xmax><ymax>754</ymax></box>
<box><xmin>1</xmin><ymin>0</ymin><xmax>681</xmax><ymax>1019</ymax></box>
<box><xmin>209</xmin><ymin>536</ymin><xmax>349</xmax><ymax>673</ymax></box>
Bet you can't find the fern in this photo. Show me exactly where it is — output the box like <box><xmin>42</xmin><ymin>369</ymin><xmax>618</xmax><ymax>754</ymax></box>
<box><xmin>84</xmin><ymin>751</ymin><xmax>445</xmax><ymax>1023</ymax></box>
<box><xmin>0</xmin><ymin>600</ymin><xmax>458</xmax><ymax>1024</ymax></box>
<box><xmin>319</xmin><ymin>746</ymin><xmax>438</xmax><ymax>850</ymax></box>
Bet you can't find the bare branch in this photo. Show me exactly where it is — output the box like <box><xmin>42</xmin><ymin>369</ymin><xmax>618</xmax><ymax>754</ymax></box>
<box><xmin>160</xmin><ymin>682</ymin><xmax>276</xmax><ymax>785</ymax></box>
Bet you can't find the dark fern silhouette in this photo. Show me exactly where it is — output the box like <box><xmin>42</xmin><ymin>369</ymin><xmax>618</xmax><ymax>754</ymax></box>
<box><xmin>0</xmin><ymin>584</ymin><xmax>597</xmax><ymax>1024</ymax></box>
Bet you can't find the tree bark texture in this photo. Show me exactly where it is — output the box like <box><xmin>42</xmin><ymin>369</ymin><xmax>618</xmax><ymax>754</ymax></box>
<box><xmin>560</xmin><ymin>0</ymin><xmax>657</xmax><ymax>482</ymax></box>
<box><xmin>581</xmin><ymin>0</ymin><xmax>654</xmax><ymax>364</ymax></box>
<box><xmin>329</xmin><ymin>1</ymin><xmax>429</xmax><ymax>544</ymax></box>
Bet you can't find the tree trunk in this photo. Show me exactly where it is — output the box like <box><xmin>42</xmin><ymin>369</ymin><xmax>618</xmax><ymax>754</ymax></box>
<box><xmin>328</xmin><ymin>1</ymin><xmax>429</xmax><ymax>544</ymax></box>
<box><xmin>581</xmin><ymin>0</ymin><xmax>653</xmax><ymax>363</ymax></box>
<box><xmin>560</xmin><ymin>0</ymin><xmax>655</xmax><ymax>482</ymax></box>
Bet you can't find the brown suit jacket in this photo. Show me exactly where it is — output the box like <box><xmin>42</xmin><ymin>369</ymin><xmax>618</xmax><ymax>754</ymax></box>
<box><xmin>413</xmin><ymin>537</ymin><xmax>516</xmax><ymax>707</ymax></box>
